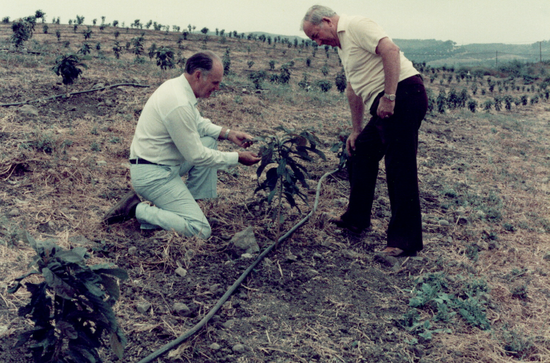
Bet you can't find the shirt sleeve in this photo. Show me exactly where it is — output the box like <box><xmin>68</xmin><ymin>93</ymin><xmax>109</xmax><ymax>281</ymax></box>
<box><xmin>349</xmin><ymin>17</ymin><xmax>388</xmax><ymax>54</ymax></box>
<box><xmin>196</xmin><ymin>114</ymin><xmax>223</xmax><ymax>139</ymax></box>
<box><xmin>163</xmin><ymin>104</ymin><xmax>238</xmax><ymax>167</ymax></box>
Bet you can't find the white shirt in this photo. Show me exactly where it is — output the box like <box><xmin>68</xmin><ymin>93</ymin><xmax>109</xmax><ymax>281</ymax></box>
<box><xmin>337</xmin><ymin>15</ymin><xmax>419</xmax><ymax>110</ymax></box>
<box><xmin>130</xmin><ymin>74</ymin><xmax>239</xmax><ymax>167</ymax></box>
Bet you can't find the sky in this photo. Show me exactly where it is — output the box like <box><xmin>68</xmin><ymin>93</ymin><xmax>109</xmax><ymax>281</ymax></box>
<box><xmin>2</xmin><ymin>0</ymin><xmax>549</xmax><ymax>45</ymax></box>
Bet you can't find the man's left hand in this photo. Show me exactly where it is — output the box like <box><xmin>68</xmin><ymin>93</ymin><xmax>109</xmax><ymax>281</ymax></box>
<box><xmin>377</xmin><ymin>97</ymin><xmax>395</xmax><ymax>119</ymax></box>
<box><xmin>228</xmin><ymin>130</ymin><xmax>254</xmax><ymax>148</ymax></box>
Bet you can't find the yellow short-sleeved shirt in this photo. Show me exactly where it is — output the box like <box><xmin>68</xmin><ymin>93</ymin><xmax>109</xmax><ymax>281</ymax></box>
<box><xmin>337</xmin><ymin>15</ymin><xmax>419</xmax><ymax>110</ymax></box>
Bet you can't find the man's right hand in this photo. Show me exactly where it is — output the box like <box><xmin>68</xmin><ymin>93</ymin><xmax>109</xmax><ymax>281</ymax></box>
<box><xmin>238</xmin><ymin>151</ymin><xmax>261</xmax><ymax>166</ymax></box>
<box><xmin>346</xmin><ymin>130</ymin><xmax>360</xmax><ymax>155</ymax></box>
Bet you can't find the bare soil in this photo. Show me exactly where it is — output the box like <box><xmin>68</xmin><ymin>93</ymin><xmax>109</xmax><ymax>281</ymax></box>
<box><xmin>1</xmin><ymin>22</ymin><xmax>550</xmax><ymax>363</ymax></box>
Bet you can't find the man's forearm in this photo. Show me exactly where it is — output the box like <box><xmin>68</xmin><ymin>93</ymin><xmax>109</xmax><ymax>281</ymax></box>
<box><xmin>346</xmin><ymin>83</ymin><xmax>364</xmax><ymax>132</ymax></box>
<box><xmin>378</xmin><ymin>37</ymin><xmax>401</xmax><ymax>95</ymax></box>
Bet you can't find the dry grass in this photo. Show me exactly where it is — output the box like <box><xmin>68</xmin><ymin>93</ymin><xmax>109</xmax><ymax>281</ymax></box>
<box><xmin>1</xmin><ymin>21</ymin><xmax>550</xmax><ymax>362</ymax></box>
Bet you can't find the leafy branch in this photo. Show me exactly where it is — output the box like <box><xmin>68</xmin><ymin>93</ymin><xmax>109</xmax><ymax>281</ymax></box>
<box><xmin>9</xmin><ymin>232</ymin><xmax>128</xmax><ymax>363</ymax></box>
<box><xmin>254</xmin><ymin>126</ymin><xmax>326</xmax><ymax>237</ymax></box>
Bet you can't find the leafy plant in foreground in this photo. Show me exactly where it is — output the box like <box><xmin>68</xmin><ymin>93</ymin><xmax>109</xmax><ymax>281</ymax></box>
<box><xmin>9</xmin><ymin>232</ymin><xmax>128</xmax><ymax>362</ymax></box>
<box><xmin>254</xmin><ymin>126</ymin><xmax>326</xmax><ymax>225</ymax></box>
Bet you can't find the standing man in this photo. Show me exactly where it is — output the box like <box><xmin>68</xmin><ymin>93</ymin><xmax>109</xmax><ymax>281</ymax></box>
<box><xmin>302</xmin><ymin>6</ymin><xmax>428</xmax><ymax>256</ymax></box>
<box><xmin>103</xmin><ymin>51</ymin><xmax>260</xmax><ymax>238</ymax></box>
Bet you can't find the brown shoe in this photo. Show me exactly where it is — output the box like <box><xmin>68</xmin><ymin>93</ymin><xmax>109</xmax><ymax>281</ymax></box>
<box><xmin>380</xmin><ymin>247</ymin><xmax>417</xmax><ymax>257</ymax></box>
<box><xmin>103</xmin><ymin>191</ymin><xmax>141</xmax><ymax>225</ymax></box>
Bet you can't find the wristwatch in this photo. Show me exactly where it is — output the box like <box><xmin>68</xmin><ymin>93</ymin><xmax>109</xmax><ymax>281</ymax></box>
<box><xmin>383</xmin><ymin>93</ymin><xmax>396</xmax><ymax>101</ymax></box>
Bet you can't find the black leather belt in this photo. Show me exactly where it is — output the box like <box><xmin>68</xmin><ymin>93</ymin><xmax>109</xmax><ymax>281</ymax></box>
<box><xmin>129</xmin><ymin>158</ymin><xmax>160</xmax><ymax>165</ymax></box>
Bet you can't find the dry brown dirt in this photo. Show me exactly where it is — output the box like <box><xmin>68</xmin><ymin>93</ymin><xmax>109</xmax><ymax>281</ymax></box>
<box><xmin>1</xmin><ymin>22</ymin><xmax>550</xmax><ymax>363</ymax></box>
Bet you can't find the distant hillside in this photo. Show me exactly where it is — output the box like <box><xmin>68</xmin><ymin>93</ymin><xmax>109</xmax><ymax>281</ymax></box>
<box><xmin>395</xmin><ymin>39</ymin><xmax>550</xmax><ymax>67</ymax></box>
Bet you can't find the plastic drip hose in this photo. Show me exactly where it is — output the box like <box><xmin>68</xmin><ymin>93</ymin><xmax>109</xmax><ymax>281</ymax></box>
<box><xmin>137</xmin><ymin>168</ymin><xmax>339</xmax><ymax>363</ymax></box>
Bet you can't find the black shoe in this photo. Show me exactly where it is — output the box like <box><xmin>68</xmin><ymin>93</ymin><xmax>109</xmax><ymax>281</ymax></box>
<box><xmin>103</xmin><ymin>191</ymin><xmax>141</xmax><ymax>225</ymax></box>
<box><xmin>379</xmin><ymin>247</ymin><xmax>417</xmax><ymax>257</ymax></box>
<box><xmin>329</xmin><ymin>215</ymin><xmax>367</xmax><ymax>235</ymax></box>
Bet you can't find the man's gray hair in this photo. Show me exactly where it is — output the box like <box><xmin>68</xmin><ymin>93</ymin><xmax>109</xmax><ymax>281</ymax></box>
<box><xmin>302</xmin><ymin>5</ymin><xmax>337</xmax><ymax>28</ymax></box>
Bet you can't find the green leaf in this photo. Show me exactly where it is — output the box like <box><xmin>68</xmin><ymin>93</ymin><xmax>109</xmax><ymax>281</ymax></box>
<box><xmin>84</xmin><ymin>280</ymin><xmax>105</xmax><ymax>297</ymax></box>
<box><xmin>284</xmin><ymin>192</ymin><xmax>297</xmax><ymax>208</ymax></box>
<box><xmin>267</xmin><ymin>188</ymin><xmax>277</xmax><ymax>203</ymax></box>
<box><xmin>57</xmin><ymin>320</ymin><xmax>78</xmax><ymax>340</ymax></box>
<box><xmin>93</xmin><ymin>268</ymin><xmax>129</xmax><ymax>280</ymax></box>
<box><xmin>276</xmin><ymin>158</ymin><xmax>287</xmax><ymax>176</ymax></box>
<box><xmin>265</xmin><ymin>168</ymin><xmax>278</xmax><ymax>191</ymax></box>
<box><xmin>54</xmin><ymin>249</ymin><xmax>86</xmax><ymax>264</ymax></box>
<box><xmin>42</xmin><ymin>268</ymin><xmax>75</xmax><ymax>299</ymax></box>
<box><xmin>24</xmin><ymin>231</ymin><xmax>39</xmax><ymax>252</ymax></box>
<box><xmin>100</xmin><ymin>275</ymin><xmax>121</xmax><ymax>302</ymax></box>
<box><xmin>110</xmin><ymin>332</ymin><xmax>125</xmax><ymax>359</ymax></box>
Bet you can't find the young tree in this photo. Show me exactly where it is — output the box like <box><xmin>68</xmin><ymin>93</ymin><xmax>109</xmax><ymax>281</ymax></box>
<box><xmin>11</xmin><ymin>18</ymin><xmax>35</xmax><ymax>49</ymax></box>
<box><xmin>82</xmin><ymin>27</ymin><xmax>92</xmax><ymax>40</ymax></box>
<box><xmin>335</xmin><ymin>70</ymin><xmax>347</xmax><ymax>93</ymax></box>
<box><xmin>155</xmin><ymin>46</ymin><xmax>175</xmax><ymax>70</ymax></box>
<box><xmin>9</xmin><ymin>233</ymin><xmax>127</xmax><ymax>362</ymax></box>
<box><xmin>34</xmin><ymin>10</ymin><xmax>46</xmax><ymax>24</ymax></box>
<box><xmin>222</xmin><ymin>48</ymin><xmax>231</xmax><ymax>75</ymax></box>
<box><xmin>52</xmin><ymin>54</ymin><xmax>87</xmax><ymax>92</ymax></box>
<box><xmin>112</xmin><ymin>41</ymin><xmax>122</xmax><ymax>59</ymax></box>
<box><xmin>78</xmin><ymin>43</ymin><xmax>91</xmax><ymax>56</ymax></box>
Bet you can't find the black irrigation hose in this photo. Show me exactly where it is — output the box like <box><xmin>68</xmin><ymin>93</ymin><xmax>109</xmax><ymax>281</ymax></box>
<box><xmin>0</xmin><ymin>83</ymin><xmax>150</xmax><ymax>107</ymax></box>
<box><xmin>136</xmin><ymin>168</ymin><xmax>339</xmax><ymax>363</ymax></box>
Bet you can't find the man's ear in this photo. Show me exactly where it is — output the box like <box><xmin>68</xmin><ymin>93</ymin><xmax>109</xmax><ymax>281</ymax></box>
<box><xmin>192</xmin><ymin>70</ymin><xmax>202</xmax><ymax>82</ymax></box>
<box><xmin>322</xmin><ymin>17</ymin><xmax>332</xmax><ymax>27</ymax></box>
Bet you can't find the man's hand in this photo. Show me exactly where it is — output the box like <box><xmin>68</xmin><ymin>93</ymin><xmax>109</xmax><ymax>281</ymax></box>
<box><xmin>228</xmin><ymin>130</ymin><xmax>254</xmax><ymax>148</ymax></box>
<box><xmin>238</xmin><ymin>151</ymin><xmax>261</xmax><ymax>166</ymax></box>
<box><xmin>346</xmin><ymin>130</ymin><xmax>360</xmax><ymax>155</ymax></box>
<box><xmin>377</xmin><ymin>97</ymin><xmax>395</xmax><ymax>119</ymax></box>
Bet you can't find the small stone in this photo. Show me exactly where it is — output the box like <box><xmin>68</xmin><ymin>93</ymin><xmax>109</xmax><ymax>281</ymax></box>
<box><xmin>136</xmin><ymin>301</ymin><xmax>151</xmax><ymax>314</ymax></box>
<box><xmin>19</xmin><ymin>105</ymin><xmax>39</xmax><ymax>116</ymax></box>
<box><xmin>175</xmin><ymin>267</ymin><xmax>188</xmax><ymax>277</ymax></box>
<box><xmin>8</xmin><ymin>208</ymin><xmax>20</xmax><ymax>217</ymax></box>
<box><xmin>173</xmin><ymin>302</ymin><xmax>191</xmax><ymax>316</ymax></box>
<box><xmin>184</xmin><ymin>249</ymin><xmax>195</xmax><ymax>261</ymax></box>
<box><xmin>97</xmin><ymin>159</ymin><xmax>107</xmax><ymax>166</ymax></box>
<box><xmin>232</xmin><ymin>344</ymin><xmax>246</xmax><ymax>353</ymax></box>
<box><xmin>374</xmin><ymin>253</ymin><xmax>398</xmax><ymax>267</ymax></box>
<box><xmin>228</xmin><ymin>226</ymin><xmax>259</xmax><ymax>256</ymax></box>
<box><xmin>128</xmin><ymin>246</ymin><xmax>137</xmax><ymax>255</ymax></box>
<box><xmin>209</xmin><ymin>343</ymin><xmax>221</xmax><ymax>350</ymax></box>
<box><xmin>209</xmin><ymin>284</ymin><xmax>221</xmax><ymax>294</ymax></box>
<box><xmin>438</xmin><ymin>219</ymin><xmax>450</xmax><ymax>226</ymax></box>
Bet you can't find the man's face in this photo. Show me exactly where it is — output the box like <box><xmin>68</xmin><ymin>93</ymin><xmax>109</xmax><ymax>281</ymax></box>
<box><xmin>195</xmin><ymin>61</ymin><xmax>223</xmax><ymax>98</ymax></box>
<box><xmin>303</xmin><ymin>19</ymin><xmax>338</xmax><ymax>47</ymax></box>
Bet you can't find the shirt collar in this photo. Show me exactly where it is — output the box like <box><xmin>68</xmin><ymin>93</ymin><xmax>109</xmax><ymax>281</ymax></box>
<box><xmin>180</xmin><ymin>74</ymin><xmax>198</xmax><ymax>106</ymax></box>
<box><xmin>337</xmin><ymin>14</ymin><xmax>350</xmax><ymax>34</ymax></box>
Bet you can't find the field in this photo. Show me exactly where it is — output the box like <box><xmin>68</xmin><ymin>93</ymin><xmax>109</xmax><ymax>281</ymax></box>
<box><xmin>1</xmin><ymin>20</ymin><xmax>550</xmax><ymax>363</ymax></box>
